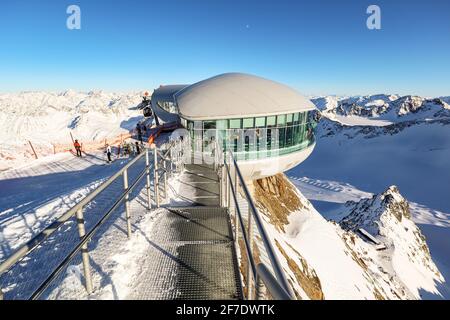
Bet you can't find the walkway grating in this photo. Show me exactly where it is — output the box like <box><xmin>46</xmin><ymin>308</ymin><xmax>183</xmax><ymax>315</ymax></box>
<box><xmin>127</xmin><ymin>207</ymin><xmax>241</xmax><ymax>300</ymax></box>
<box><xmin>127</xmin><ymin>164</ymin><xmax>242</xmax><ymax>300</ymax></box>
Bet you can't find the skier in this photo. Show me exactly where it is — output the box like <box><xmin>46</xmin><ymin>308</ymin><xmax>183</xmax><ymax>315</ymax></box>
<box><xmin>74</xmin><ymin>140</ymin><xmax>82</xmax><ymax>157</ymax></box>
<box><xmin>105</xmin><ymin>144</ymin><xmax>112</xmax><ymax>163</ymax></box>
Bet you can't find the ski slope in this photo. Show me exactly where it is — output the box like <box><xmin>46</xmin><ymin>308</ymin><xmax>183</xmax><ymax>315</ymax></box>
<box><xmin>0</xmin><ymin>151</ymin><xmax>133</xmax><ymax>263</ymax></box>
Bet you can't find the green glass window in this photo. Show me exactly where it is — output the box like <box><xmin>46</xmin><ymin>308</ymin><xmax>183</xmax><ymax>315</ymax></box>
<box><xmin>293</xmin><ymin>113</ymin><xmax>299</xmax><ymax>123</ymax></box>
<box><xmin>277</xmin><ymin>115</ymin><xmax>286</xmax><ymax>126</ymax></box>
<box><xmin>255</xmin><ymin>117</ymin><xmax>265</xmax><ymax>127</ymax></box>
<box><xmin>301</xmin><ymin>112</ymin><xmax>307</xmax><ymax>124</ymax></box>
<box><xmin>229</xmin><ymin>119</ymin><xmax>241</xmax><ymax>129</ymax></box>
<box><xmin>216</xmin><ymin>120</ymin><xmax>228</xmax><ymax>130</ymax></box>
<box><xmin>243</xmin><ymin>118</ymin><xmax>254</xmax><ymax>128</ymax></box>
<box><xmin>279</xmin><ymin>127</ymin><xmax>286</xmax><ymax>148</ymax></box>
<box><xmin>286</xmin><ymin>113</ymin><xmax>293</xmax><ymax>124</ymax></box>
<box><xmin>266</xmin><ymin>116</ymin><xmax>276</xmax><ymax>127</ymax></box>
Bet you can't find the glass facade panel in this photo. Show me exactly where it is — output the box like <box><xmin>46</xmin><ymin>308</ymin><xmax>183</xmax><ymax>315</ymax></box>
<box><xmin>266</xmin><ymin>116</ymin><xmax>276</xmax><ymax>127</ymax></box>
<box><xmin>277</xmin><ymin>115</ymin><xmax>286</xmax><ymax>126</ymax></box>
<box><xmin>255</xmin><ymin>117</ymin><xmax>266</xmax><ymax>127</ymax></box>
<box><xmin>286</xmin><ymin>113</ymin><xmax>293</xmax><ymax>124</ymax></box>
<box><xmin>243</xmin><ymin>118</ymin><xmax>254</xmax><ymax>128</ymax></box>
<box><xmin>183</xmin><ymin>110</ymin><xmax>316</xmax><ymax>161</ymax></box>
<box><xmin>229</xmin><ymin>119</ymin><xmax>241</xmax><ymax>129</ymax></box>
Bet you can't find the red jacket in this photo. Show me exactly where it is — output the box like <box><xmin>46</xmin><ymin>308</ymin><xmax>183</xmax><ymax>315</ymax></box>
<box><xmin>74</xmin><ymin>142</ymin><xmax>81</xmax><ymax>149</ymax></box>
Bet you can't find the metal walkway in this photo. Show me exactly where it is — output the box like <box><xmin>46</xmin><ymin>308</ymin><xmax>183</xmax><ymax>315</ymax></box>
<box><xmin>128</xmin><ymin>206</ymin><xmax>241</xmax><ymax>299</ymax></box>
<box><xmin>128</xmin><ymin>164</ymin><xmax>241</xmax><ymax>299</ymax></box>
<box><xmin>0</xmin><ymin>142</ymin><xmax>295</xmax><ymax>300</ymax></box>
<box><xmin>175</xmin><ymin>164</ymin><xmax>221</xmax><ymax>207</ymax></box>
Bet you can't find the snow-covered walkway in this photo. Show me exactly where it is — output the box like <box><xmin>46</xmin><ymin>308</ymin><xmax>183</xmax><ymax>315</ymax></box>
<box><xmin>0</xmin><ymin>151</ymin><xmax>147</xmax><ymax>299</ymax></box>
<box><xmin>0</xmin><ymin>151</ymin><xmax>135</xmax><ymax>263</ymax></box>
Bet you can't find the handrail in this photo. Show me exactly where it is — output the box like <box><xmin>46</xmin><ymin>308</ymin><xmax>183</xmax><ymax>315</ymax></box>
<box><xmin>31</xmin><ymin>165</ymin><xmax>150</xmax><ymax>299</ymax></box>
<box><xmin>0</xmin><ymin>151</ymin><xmax>148</xmax><ymax>277</ymax></box>
<box><xmin>0</xmin><ymin>152</ymin><xmax>149</xmax><ymax>275</ymax></box>
<box><xmin>228</xmin><ymin>153</ymin><xmax>294</xmax><ymax>298</ymax></box>
<box><xmin>256</xmin><ymin>264</ymin><xmax>292</xmax><ymax>300</ymax></box>
<box><xmin>218</xmin><ymin>139</ymin><xmax>294</xmax><ymax>300</ymax></box>
<box><xmin>225</xmin><ymin>167</ymin><xmax>257</xmax><ymax>279</ymax></box>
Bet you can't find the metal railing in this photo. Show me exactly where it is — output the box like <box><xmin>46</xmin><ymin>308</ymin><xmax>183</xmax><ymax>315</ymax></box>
<box><xmin>1</xmin><ymin>134</ymin><xmax>292</xmax><ymax>300</ymax></box>
<box><xmin>0</xmin><ymin>136</ymin><xmax>188</xmax><ymax>300</ymax></box>
<box><xmin>215</xmin><ymin>142</ymin><xmax>295</xmax><ymax>300</ymax></box>
<box><xmin>0</xmin><ymin>149</ymin><xmax>153</xmax><ymax>299</ymax></box>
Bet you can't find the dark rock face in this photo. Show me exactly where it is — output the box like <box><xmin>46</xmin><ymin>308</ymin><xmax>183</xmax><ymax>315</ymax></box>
<box><xmin>340</xmin><ymin>186</ymin><xmax>410</xmax><ymax>233</ymax></box>
<box><xmin>253</xmin><ymin>173</ymin><xmax>304</xmax><ymax>231</ymax></box>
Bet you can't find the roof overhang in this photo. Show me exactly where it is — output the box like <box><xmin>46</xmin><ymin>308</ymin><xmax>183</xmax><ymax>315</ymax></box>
<box><xmin>174</xmin><ymin>73</ymin><xmax>317</xmax><ymax>121</ymax></box>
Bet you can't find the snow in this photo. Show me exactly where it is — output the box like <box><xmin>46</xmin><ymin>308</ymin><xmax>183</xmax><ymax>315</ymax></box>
<box><xmin>43</xmin><ymin>172</ymin><xmax>196</xmax><ymax>300</ymax></box>
<box><xmin>0</xmin><ymin>151</ymin><xmax>135</xmax><ymax>263</ymax></box>
<box><xmin>0</xmin><ymin>91</ymin><xmax>143</xmax><ymax>171</ymax></box>
<box><xmin>328</xmin><ymin>114</ymin><xmax>393</xmax><ymax>126</ymax></box>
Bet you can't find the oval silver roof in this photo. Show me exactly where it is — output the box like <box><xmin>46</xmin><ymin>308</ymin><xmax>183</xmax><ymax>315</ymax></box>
<box><xmin>174</xmin><ymin>73</ymin><xmax>316</xmax><ymax>120</ymax></box>
<box><xmin>152</xmin><ymin>84</ymin><xmax>189</xmax><ymax>103</ymax></box>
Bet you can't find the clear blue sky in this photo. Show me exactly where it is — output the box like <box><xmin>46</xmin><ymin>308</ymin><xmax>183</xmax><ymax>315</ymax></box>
<box><xmin>0</xmin><ymin>0</ymin><xmax>449</xmax><ymax>96</ymax></box>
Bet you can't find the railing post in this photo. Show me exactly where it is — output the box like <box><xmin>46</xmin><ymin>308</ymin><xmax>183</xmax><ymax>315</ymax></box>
<box><xmin>218</xmin><ymin>165</ymin><xmax>223</xmax><ymax>207</ymax></box>
<box><xmin>247</xmin><ymin>204</ymin><xmax>254</xmax><ymax>300</ymax></box>
<box><xmin>153</xmin><ymin>148</ymin><xmax>160</xmax><ymax>208</ymax></box>
<box><xmin>255</xmin><ymin>274</ymin><xmax>265</xmax><ymax>300</ymax></box>
<box><xmin>163</xmin><ymin>160</ymin><xmax>168</xmax><ymax>200</ymax></box>
<box><xmin>145</xmin><ymin>149</ymin><xmax>152</xmax><ymax>210</ymax></box>
<box><xmin>123</xmin><ymin>168</ymin><xmax>132</xmax><ymax>238</ymax></box>
<box><xmin>75</xmin><ymin>208</ymin><xmax>93</xmax><ymax>294</ymax></box>
<box><xmin>226</xmin><ymin>154</ymin><xmax>231</xmax><ymax>209</ymax></box>
<box><xmin>234</xmin><ymin>165</ymin><xmax>239</xmax><ymax>243</ymax></box>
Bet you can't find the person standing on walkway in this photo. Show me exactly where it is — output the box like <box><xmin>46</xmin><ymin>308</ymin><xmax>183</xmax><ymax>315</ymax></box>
<box><xmin>105</xmin><ymin>144</ymin><xmax>112</xmax><ymax>163</ymax></box>
<box><xmin>135</xmin><ymin>141</ymin><xmax>141</xmax><ymax>155</ymax></box>
<box><xmin>74</xmin><ymin>140</ymin><xmax>82</xmax><ymax>157</ymax></box>
<box><xmin>136</xmin><ymin>123</ymin><xmax>143</xmax><ymax>143</ymax></box>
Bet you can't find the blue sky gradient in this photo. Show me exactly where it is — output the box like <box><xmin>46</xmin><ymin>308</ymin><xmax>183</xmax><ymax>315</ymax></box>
<box><xmin>0</xmin><ymin>0</ymin><xmax>449</xmax><ymax>96</ymax></box>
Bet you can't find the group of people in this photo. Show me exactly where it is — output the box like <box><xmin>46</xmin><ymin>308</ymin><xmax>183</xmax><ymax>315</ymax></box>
<box><xmin>121</xmin><ymin>141</ymin><xmax>142</xmax><ymax>157</ymax></box>
<box><xmin>71</xmin><ymin>121</ymin><xmax>147</xmax><ymax>164</ymax></box>
<box><xmin>73</xmin><ymin>135</ymin><xmax>144</xmax><ymax>165</ymax></box>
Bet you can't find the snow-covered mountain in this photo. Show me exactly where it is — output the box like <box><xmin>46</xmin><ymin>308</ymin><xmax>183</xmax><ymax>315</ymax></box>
<box><xmin>312</xmin><ymin>94</ymin><xmax>450</xmax><ymax>121</ymax></box>
<box><xmin>341</xmin><ymin>186</ymin><xmax>444</xmax><ymax>299</ymax></box>
<box><xmin>0</xmin><ymin>91</ymin><xmax>143</xmax><ymax>171</ymax></box>
<box><xmin>288</xmin><ymin>93</ymin><xmax>450</xmax><ymax>299</ymax></box>
<box><xmin>252</xmin><ymin>174</ymin><xmax>445</xmax><ymax>299</ymax></box>
<box><xmin>312</xmin><ymin>94</ymin><xmax>450</xmax><ymax>125</ymax></box>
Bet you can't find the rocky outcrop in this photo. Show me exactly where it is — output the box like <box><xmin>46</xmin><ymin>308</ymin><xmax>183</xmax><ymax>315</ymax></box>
<box><xmin>275</xmin><ymin>240</ymin><xmax>324</xmax><ymax>300</ymax></box>
<box><xmin>252</xmin><ymin>174</ymin><xmax>304</xmax><ymax>232</ymax></box>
